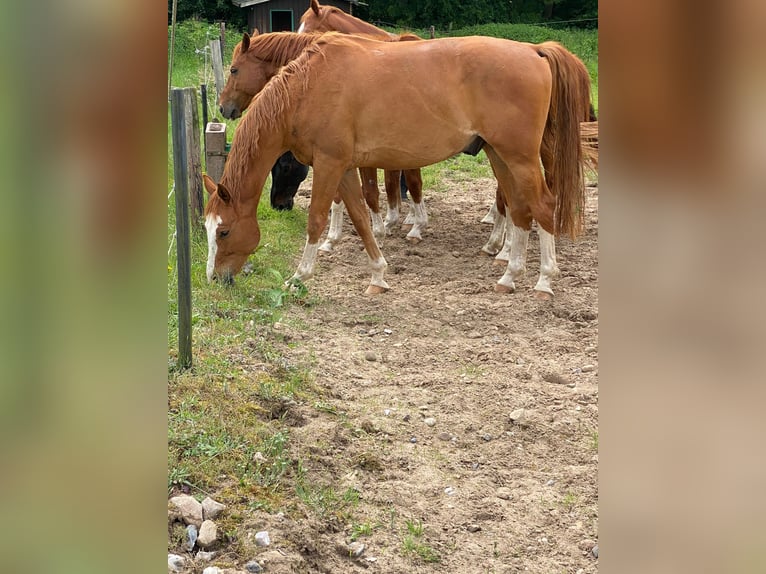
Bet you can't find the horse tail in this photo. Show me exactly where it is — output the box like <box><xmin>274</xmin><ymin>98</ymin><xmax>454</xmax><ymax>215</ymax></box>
<box><xmin>537</xmin><ymin>42</ymin><xmax>592</xmax><ymax>239</ymax></box>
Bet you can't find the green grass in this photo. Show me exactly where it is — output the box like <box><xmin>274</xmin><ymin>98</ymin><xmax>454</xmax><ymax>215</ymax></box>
<box><xmin>401</xmin><ymin>518</ymin><xmax>441</xmax><ymax>563</ymax></box>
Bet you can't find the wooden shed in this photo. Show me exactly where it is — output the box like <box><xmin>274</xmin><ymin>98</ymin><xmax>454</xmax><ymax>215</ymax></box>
<box><xmin>231</xmin><ymin>0</ymin><xmax>362</xmax><ymax>34</ymax></box>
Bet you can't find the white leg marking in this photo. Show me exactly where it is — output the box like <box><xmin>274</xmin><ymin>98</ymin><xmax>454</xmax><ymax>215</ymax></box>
<box><xmin>482</xmin><ymin>213</ymin><xmax>506</xmax><ymax>255</ymax></box>
<box><xmin>384</xmin><ymin>203</ymin><xmax>400</xmax><ymax>231</ymax></box>
<box><xmin>291</xmin><ymin>240</ymin><xmax>319</xmax><ymax>283</ymax></box>
<box><xmin>496</xmin><ymin>224</ymin><xmax>530</xmax><ymax>291</ymax></box>
<box><xmin>403</xmin><ymin>197</ymin><xmax>415</xmax><ymax>225</ymax></box>
<box><xmin>406</xmin><ymin>201</ymin><xmax>428</xmax><ymax>242</ymax></box>
<box><xmin>319</xmin><ymin>201</ymin><xmax>344</xmax><ymax>252</ymax></box>
<box><xmin>481</xmin><ymin>203</ymin><xmax>498</xmax><ymax>224</ymax></box>
<box><xmin>533</xmin><ymin>227</ymin><xmax>559</xmax><ymax>296</ymax></box>
<box><xmin>370</xmin><ymin>210</ymin><xmax>386</xmax><ymax>242</ymax></box>
<box><xmin>369</xmin><ymin>256</ymin><xmax>389</xmax><ymax>290</ymax></box>
<box><xmin>205</xmin><ymin>214</ymin><xmax>222</xmax><ymax>282</ymax></box>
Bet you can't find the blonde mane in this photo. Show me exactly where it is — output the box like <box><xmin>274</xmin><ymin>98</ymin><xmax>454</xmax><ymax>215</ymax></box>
<box><xmin>244</xmin><ymin>32</ymin><xmax>324</xmax><ymax>68</ymax></box>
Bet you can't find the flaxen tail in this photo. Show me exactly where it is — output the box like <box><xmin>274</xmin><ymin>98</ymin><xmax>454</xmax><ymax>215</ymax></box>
<box><xmin>537</xmin><ymin>42</ymin><xmax>592</xmax><ymax>239</ymax></box>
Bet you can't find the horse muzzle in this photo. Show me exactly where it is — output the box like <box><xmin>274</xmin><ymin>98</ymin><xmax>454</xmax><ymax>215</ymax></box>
<box><xmin>219</xmin><ymin>104</ymin><xmax>241</xmax><ymax>120</ymax></box>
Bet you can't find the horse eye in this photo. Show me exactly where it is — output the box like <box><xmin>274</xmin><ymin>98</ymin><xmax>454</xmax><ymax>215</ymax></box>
<box><xmin>230</xmin><ymin>68</ymin><xmax>238</xmax><ymax>75</ymax></box>
<box><xmin>219</xmin><ymin>230</ymin><xmax>229</xmax><ymax>238</ymax></box>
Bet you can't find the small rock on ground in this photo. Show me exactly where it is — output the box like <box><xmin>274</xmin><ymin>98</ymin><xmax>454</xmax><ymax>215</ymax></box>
<box><xmin>424</xmin><ymin>417</ymin><xmax>436</xmax><ymax>427</ymax></box>
<box><xmin>467</xmin><ymin>524</ymin><xmax>481</xmax><ymax>532</ymax></box>
<box><xmin>592</xmin><ymin>545</ymin><xmax>599</xmax><ymax>558</ymax></box>
<box><xmin>202</xmin><ymin>568</ymin><xmax>222</xmax><ymax>574</ymax></box>
<box><xmin>169</xmin><ymin>494</ymin><xmax>203</xmax><ymax>527</ymax></box>
<box><xmin>244</xmin><ymin>560</ymin><xmax>263</xmax><ymax>573</ymax></box>
<box><xmin>255</xmin><ymin>530</ymin><xmax>271</xmax><ymax>546</ymax></box>
<box><xmin>202</xmin><ymin>497</ymin><xmax>226</xmax><ymax>520</ymax></box>
<box><xmin>168</xmin><ymin>554</ymin><xmax>185</xmax><ymax>572</ymax></box>
<box><xmin>197</xmin><ymin>520</ymin><xmax>218</xmax><ymax>549</ymax></box>
<box><xmin>496</xmin><ymin>487</ymin><xmax>513</xmax><ymax>500</ymax></box>
<box><xmin>364</xmin><ymin>352</ymin><xmax>377</xmax><ymax>362</ymax></box>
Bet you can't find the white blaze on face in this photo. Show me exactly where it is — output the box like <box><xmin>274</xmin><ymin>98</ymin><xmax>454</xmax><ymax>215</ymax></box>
<box><xmin>297</xmin><ymin>22</ymin><xmax>306</xmax><ymax>33</ymax></box>
<box><xmin>205</xmin><ymin>214</ymin><xmax>222</xmax><ymax>282</ymax></box>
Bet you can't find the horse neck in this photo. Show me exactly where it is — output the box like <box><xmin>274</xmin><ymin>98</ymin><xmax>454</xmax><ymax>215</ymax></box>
<box><xmin>327</xmin><ymin>13</ymin><xmax>391</xmax><ymax>38</ymax></box>
<box><xmin>221</xmin><ymin>121</ymin><xmax>286</xmax><ymax>215</ymax></box>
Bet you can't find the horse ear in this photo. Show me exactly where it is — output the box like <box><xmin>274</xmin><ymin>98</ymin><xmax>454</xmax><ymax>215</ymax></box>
<box><xmin>217</xmin><ymin>183</ymin><xmax>232</xmax><ymax>204</ymax></box>
<box><xmin>202</xmin><ymin>174</ymin><xmax>217</xmax><ymax>196</ymax></box>
<box><xmin>251</xmin><ymin>28</ymin><xmax>259</xmax><ymax>37</ymax></box>
<box><xmin>241</xmin><ymin>33</ymin><xmax>250</xmax><ymax>52</ymax></box>
<box><xmin>311</xmin><ymin>0</ymin><xmax>321</xmax><ymax>16</ymax></box>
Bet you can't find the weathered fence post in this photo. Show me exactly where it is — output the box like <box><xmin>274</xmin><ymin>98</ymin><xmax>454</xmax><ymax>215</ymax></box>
<box><xmin>209</xmin><ymin>39</ymin><xmax>225</xmax><ymax>101</ymax></box>
<box><xmin>200</xmin><ymin>84</ymin><xmax>209</xmax><ymax>154</ymax></box>
<box><xmin>219</xmin><ymin>22</ymin><xmax>226</xmax><ymax>58</ymax></box>
<box><xmin>182</xmin><ymin>87</ymin><xmax>204</xmax><ymax>225</ymax></box>
<box><xmin>429</xmin><ymin>26</ymin><xmax>435</xmax><ymax>39</ymax></box>
<box><xmin>171</xmin><ymin>88</ymin><xmax>193</xmax><ymax>370</ymax></box>
<box><xmin>205</xmin><ymin>122</ymin><xmax>227</xmax><ymax>183</ymax></box>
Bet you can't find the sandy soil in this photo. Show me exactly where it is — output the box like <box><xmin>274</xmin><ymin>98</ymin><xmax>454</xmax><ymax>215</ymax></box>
<box><xmin>233</xmin><ymin>175</ymin><xmax>599</xmax><ymax>573</ymax></box>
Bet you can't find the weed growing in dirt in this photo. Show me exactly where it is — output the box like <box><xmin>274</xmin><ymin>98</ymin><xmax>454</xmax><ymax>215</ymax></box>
<box><xmin>401</xmin><ymin>518</ymin><xmax>440</xmax><ymax>563</ymax></box>
<box><xmin>350</xmin><ymin>521</ymin><xmax>376</xmax><ymax>541</ymax></box>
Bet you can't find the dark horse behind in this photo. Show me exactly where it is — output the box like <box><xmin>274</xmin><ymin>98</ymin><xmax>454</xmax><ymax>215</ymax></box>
<box><xmin>270</xmin><ymin>151</ymin><xmax>309</xmax><ymax>210</ymax></box>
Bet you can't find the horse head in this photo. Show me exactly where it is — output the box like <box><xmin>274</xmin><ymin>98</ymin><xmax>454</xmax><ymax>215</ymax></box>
<box><xmin>202</xmin><ymin>174</ymin><xmax>261</xmax><ymax>283</ymax></box>
<box><xmin>218</xmin><ymin>30</ymin><xmax>279</xmax><ymax>120</ymax></box>
<box><xmin>270</xmin><ymin>152</ymin><xmax>309</xmax><ymax>211</ymax></box>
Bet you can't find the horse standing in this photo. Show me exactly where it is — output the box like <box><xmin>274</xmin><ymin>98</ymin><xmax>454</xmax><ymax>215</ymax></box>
<box><xmin>204</xmin><ymin>33</ymin><xmax>590</xmax><ymax>297</ymax></box>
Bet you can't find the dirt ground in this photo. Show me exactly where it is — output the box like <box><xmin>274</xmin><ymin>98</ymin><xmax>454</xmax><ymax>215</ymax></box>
<box><xmin>222</xmin><ymin>172</ymin><xmax>599</xmax><ymax>574</ymax></box>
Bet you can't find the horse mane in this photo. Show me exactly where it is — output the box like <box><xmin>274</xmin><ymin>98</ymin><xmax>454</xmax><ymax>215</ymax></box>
<box><xmin>222</xmin><ymin>41</ymin><xmax>327</xmax><ymax>192</ymax></box>
<box><xmin>244</xmin><ymin>31</ymin><xmax>324</xmax><ymax>68</ymax></box>
<box><xmin>312</xmin><ymin>4</ymin><xmax>395</xmax><ymax>39</ymax></box>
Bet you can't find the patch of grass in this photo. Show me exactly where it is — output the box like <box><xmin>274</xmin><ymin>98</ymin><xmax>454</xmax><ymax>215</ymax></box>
<box><xmin>350</xmin><ymin>521</ymin><xmax>376</xmax><ymax>541</ymax></box>
<box><xmin>400</xmin><ymin>518</ymin><xmax>441</xmax><ymax>563</ymax></box>
<box><xmin>560</xmin><ymin>491</ymin><xmax>580</xmax><ymax>512</ymax></box>
<box><xmin>294</xmin><ymin>482</ymin><xmax>359</xmax><ymax>521</ymax></box>
<box><xmin>590</xmin><ymin>430</ymin><xmax>599</xmax><ymax>451</ymax></box>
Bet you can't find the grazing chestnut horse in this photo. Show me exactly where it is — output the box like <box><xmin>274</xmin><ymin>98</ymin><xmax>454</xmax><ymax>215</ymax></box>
<box><xmin>297</xmin><ymin>0</ymin><xmax>428</xmax><ymax>245</ymax></box>
<box><xmin>204</xmin><ymin>32</ymin><xmax>590</xmax><ymax>297</ymax></box>
<box><xmin>219</xmin><ymin>31</ymin><xmax>427</xmax><ymax>248</ymax></box>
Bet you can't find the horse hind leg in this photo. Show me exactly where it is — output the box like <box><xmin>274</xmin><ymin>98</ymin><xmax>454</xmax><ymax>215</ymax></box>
<box><xmin>360</xmin><ymin>167</ymin><xmax>385</xmax><ymax>242</ymax></box>
<box><xmin>402</xmin><ymin>169</ymin><xmax>427</xmax><ymax>243</ymax></box>
<box><xmin>382</xmin><ymin>169</ymin><xmax>401</xmax><ymax>232</ymax></box>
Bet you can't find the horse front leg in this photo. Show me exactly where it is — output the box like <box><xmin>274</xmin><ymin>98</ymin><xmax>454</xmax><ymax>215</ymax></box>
<box><xmin>319</xmin><ymin>197</ymin><xmax>344</xmax><ymax>252</ymax></box>
<box><xmin>402</xmin><ymin>169</ymin><xmax>427</xmax><ymax>243</ymax></box>
<box><xmin>360</xmin><ymin>167</ymin><xmax>385</xmax><ymax>242</ymax></box>
<box><xmin>291</xmin><ymin>168</ymin><xmax>342</xmax><ymax>285</ymax></box>
<box><xmin>340</xmin><ymin>170</ymin><xmax>389</xmax><ymax>294</ymax></box>
<box><xmin>482</xmin><ymin>186</ymin><xmax>507</xmax><ymax>255</ymax></box>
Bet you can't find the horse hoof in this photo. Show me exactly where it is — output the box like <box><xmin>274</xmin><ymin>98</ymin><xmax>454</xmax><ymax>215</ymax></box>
<box><xmin>481</xmin><ymin>247</ymin><xmax>498</xmax><ymax>257</ymax></box>
<box><xmin>494</xmin><ymin>283</ymin><xmax>514</xmax><ymax>294</ymax></box>
<box><xmin>406</xmin><ymin>236</ymin><xmax>422</xmax><ymax>244</ymax></box>
<box><xmin>534</xmin><ymin>290</ymin><xmax>554</xmax><ymax>301</ymax></box>
<box><xmin>492</xmin><ymin>258</ymin><xmax>508</xmax><ymax>267</ymax></box>
<box><xmin>365</xmin><ymin>284</ymin><xmax>389</xmax><ymax>295</ymax></box>
<box><xmin>318</xmin><ymin>242</ymin><xmax>333</xmax><ymax>253</ymax></box>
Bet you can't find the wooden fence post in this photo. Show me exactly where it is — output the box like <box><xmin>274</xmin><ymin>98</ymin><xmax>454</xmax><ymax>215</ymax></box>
<box><xmin>219</xmin><ymin>22</ymin><xmax>226</xmax><ymax>58</ymax></box>
<box><xmin>182</xmin><ymin>87</ymin><xmax>204</xmax><ymax>225</ymax></box>
<box><xmin>429</xmin><ymin>25</ymin><xmax>435</xmax><ymax>39</ymax></box>
<box><xmin>205</xmin><ymin>122</ymin><xmax>227</xmax><ymax>183</ymax></box>
<box><xmin>170</xmin><ymin>88</ymin><xmax>193</xmax><ymax>370</ymax></box>
<box><xmin>209</xmin><ymin>39</ymin><xmax>225</xmax><ymax>101</ymax></box>
<box><xmin>200</xmin><ymin>84</ymin><xmax>209</xmax><ymax>154</ymax></box>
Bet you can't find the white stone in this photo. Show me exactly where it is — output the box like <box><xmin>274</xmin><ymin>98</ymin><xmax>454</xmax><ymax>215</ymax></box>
<box><xmin>169</xmin><ymin>494</ymin><xmax>203</xmax><ymax>527</ymax></box>
<box><xmin>168</xmin><ymin>554</ymin><xmax>185</xmax><ymax>572</ymax></box>
<box><xmin>202</xmin><ymin>497</ymin><xmax>226</xmax><ymax>520</ymax></box>
<box><xmin>197</xmin><ymin>520</ymin><xmax>218</xmax><ymax>549</ymax></box>
<box><xmin>255</xmin><ymin>530</ymin><xmax>271</xmax><ymax>546</ymax></box>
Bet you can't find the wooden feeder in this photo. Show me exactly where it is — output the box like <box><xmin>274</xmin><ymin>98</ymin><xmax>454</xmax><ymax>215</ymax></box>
<box><xmin>205</xmin><ymin>122</ymin><xmax>228</xmax><ymax>183</ymax></box>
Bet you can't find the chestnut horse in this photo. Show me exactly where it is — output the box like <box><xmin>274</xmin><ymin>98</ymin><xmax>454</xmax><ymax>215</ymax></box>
<box><xmin>204</xmin><ymin>32</ymin><xmax>590</xmax><ymax>297</ymax></box>
<box><xmin>297</xmin><ymin>0</ymin><xmax>428</xmax><ymax>245</ymax></box>
<box><xmin>219</xmin><ymin>31</ymin><xmax>428</xmax><ymax>248</ymax></box>
<box><xmin>297</xmin><ymin>0</ymin><xmax>592</xmax><ymax>266</ymax></box>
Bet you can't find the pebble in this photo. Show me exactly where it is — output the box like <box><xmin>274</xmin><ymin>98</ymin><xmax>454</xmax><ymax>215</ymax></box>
<box><xmin>437</xmin><ymin>432</ymin><xmax>452</xmax><ymax>441</ymax></box>
<box><xmin>255</xmin><ymin>530</ymin><xmax>271</xmax><ymax>546</ymax></box>
<box><xmin>244</xmin><ymin>560</ymin><xmax>263</xmax><ymax>573</ymax></box>
<box><xmin>403</xmin><ymin>414</ymin><xmax>411</xmax><ymax>422</ymax></box>
<box><xmin>508</xmin><ymin>409</ymin><xmax>530</xmax><ymax>427</ymax></box>
<box><xmin>467</xmin><ymin>524</ymin><xmax>481</xmax><ymax>532</ymax></box>
<box><xmin>196</xmin><ymin>551</ymin><xmax>216</xmax><ymax>562</ymax></box>
<box><xmin>186</xmin><ymin>524</ymin><xmax>198</xmax><ymax>551</ymax></box>
<box><xmin>383</xmin><ymin>328</ymin><xmax>392</xmax><ymax>335</ymax></box>
<box><xmin>202</xmin><ymin>568</ymin><xmax>222</xmax><ymax>574</ymax></box>
<box><xmin>481</xmin><ymin>433</ymin><xmax>493</xmax><ymax>441</ymax></box>
<box><xmin>444</xmin><ymin>486</ymin><xmax>455</xmax><ymax>495</ymax></box>
<box><xmin>253</xmin><ymin>451</ymin><xmax>267</xmax><ymax>463</ymax></box>
<box><xmin>496</xmin><ymin>487</ymin><xmax>513</xmax><ymax>500</ymax></box>
<box><xmin>545</xmin><ymin>479</ymin><xmax>556</xmax><ymax>486</ymax></box>
<box><xmin>383</xmin><ymin>409</ymin><xmax>392</xmax><ymax>416</ymax></box>
<box><xmin>197</xmin><ymin>520</ymin><xmax>218</xmax><ymax>548</ymax></box>
<box><xmin>409</xmin><ymin>436</ymin><xmax>418</xmax><ymax>443</ymax></box>
<box><xmin>168</xmin><ymin>554</ymin><xmax>185</xmax><ymax>572</ymax></box>
<box><xmin>348</xmin><ymin>541</ymin><xmax>366</xmax><ymax>558</ymax></box>
<box><xmin>202</xmin><ymin>497</ymin><xmax>226</xmax><ymax>520</ymax></box>
<box><xmin>424</xmin><ymin>417</ymin><xmax>436</xmax><ymax>427</ymax></box>
<box><xmin>585</xmin><ymin>346</ymin><xmax>597</xmax><ymax>353</ymax></box>
<box><xmin>592</xmin><ymin>545</ymin><xmax>599</xmax><ymax>558</ymax></box>
<box><xmin>581</xmin><ymin>364</ymin><xmax>596</xmax><ymax>372</ymax></box>
<box><xmin>169</xmin><ymin>494</ymin><xmax>203</xmax><ymax>527</ymax></box>
<box><xmin>364</xmin><ymin>352</ymin><xmax>377</xmax><ymax>362</ymax></box>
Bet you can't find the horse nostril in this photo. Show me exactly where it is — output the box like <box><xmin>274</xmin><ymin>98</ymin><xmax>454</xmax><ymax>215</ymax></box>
<box><xmin>219</xmin><ymin>105</ymin><xmax>224</xmax><ymax>116</ymax></box>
